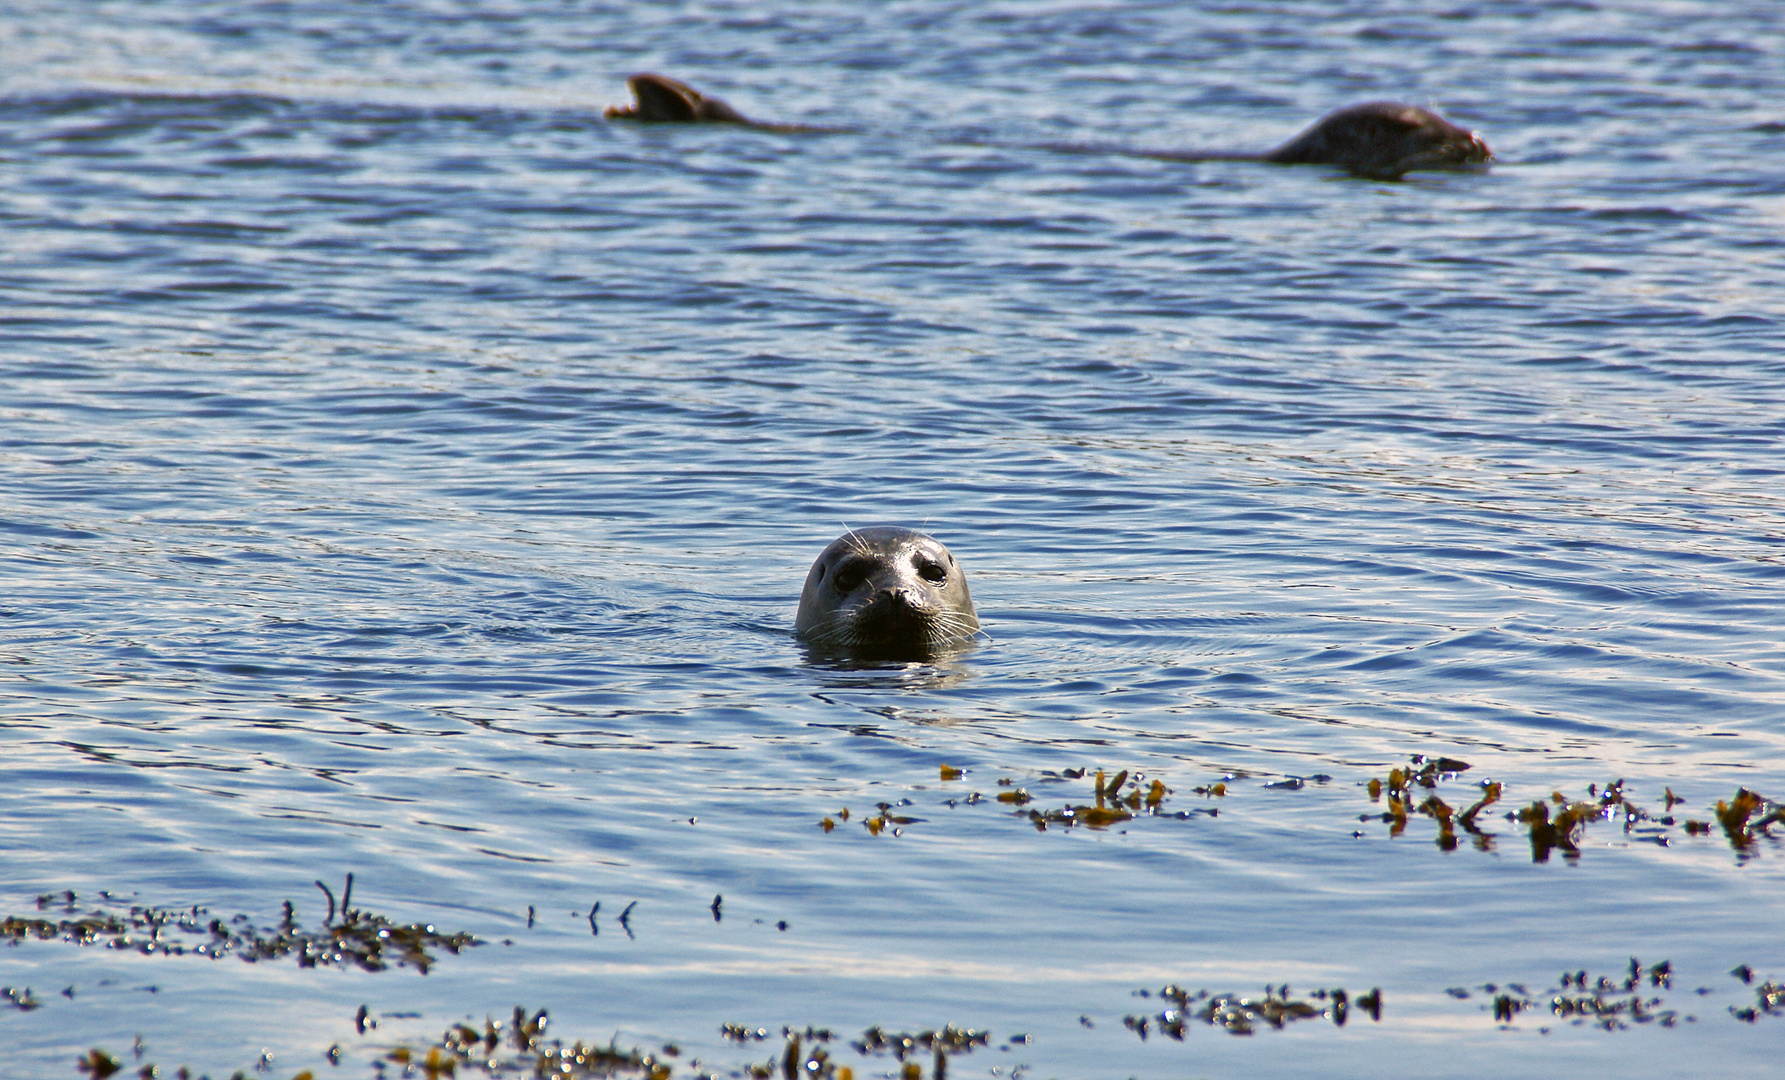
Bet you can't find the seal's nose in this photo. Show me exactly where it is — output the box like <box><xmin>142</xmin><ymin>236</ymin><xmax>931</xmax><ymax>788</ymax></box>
<box><xmin>867</xmin><ymin>586</ymin><xmax>919</xmax><ymax>611</ymax></box>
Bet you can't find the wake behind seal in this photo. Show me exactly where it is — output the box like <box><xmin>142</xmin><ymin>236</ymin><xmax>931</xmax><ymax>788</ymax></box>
<box><xmin>796</xmin><ymin>527</ymin><xmax>979</xmax><ymax>660</ymax></box>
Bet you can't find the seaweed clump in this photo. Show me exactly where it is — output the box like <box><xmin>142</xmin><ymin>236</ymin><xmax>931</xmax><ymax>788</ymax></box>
<box><xmin>1123</xmin><ymin>984</ymin><xmax>1379</xmax><ymax>1039</ymax></box>
<box><xmin>387</xmin><ymin>1007</ymin><xmax>674</xmax><ymax>1079</ymax></box>
<box><xmin>1691</xmin><ymin>788</ymin><xmax>1785</xmax><ymax>858</ymax></box>
<box><xmin>724</xmin><ymin>1026</ymin><xmax>842</xmax><ymax>1080</ymax></box>
<box><xmin>1486</xmin><ymin>958</ymin><xmax>1686</xmax><ymax>1030</ymax></box>
<box><xmin>1358</xmin><ymin>762</ymin><xmax>1746</xmax><ymax>862</ymax></box>
<box><xmin>850</xmin><ymin>1025</ymin><xmax>988</xmax><ymax>1080</ymax></box>
<box><xmin>1363</xmin><ymin>755</ymin><xmax>1500</xmax><ymax>851</ymax></box>
<box><xmin>823</xmin><ymin>766</ymin><xmax>1213</xmax><ymax>840</ymax></box>
<box><xmin>720</xmin><ymin>1024</ymin><xmax>988</xmax><ymax>1080</ymax></box>
<box><xmin>1517</xmin><ymin>780</ymin><xmax>1716</xmax><ymax>862</ymax></box>
<box><xmin>386</xmin><ymin>1018</ymin><xmax>990</xmax><ymax>1080</ymax></box>
<box><xmin>1021</xmin><ymin>769</ymin><xmax>1186</xmax><ymax>831</ymax></box>
<box><xmin>2</xmin><ymin>878</ymin><xmax>477</xmax><ymax>975</ymax></box>
<box><xmin>1728</xmin><ymin>963</ymin><xmax>1785</xmax><ymax>1024</ymax></box>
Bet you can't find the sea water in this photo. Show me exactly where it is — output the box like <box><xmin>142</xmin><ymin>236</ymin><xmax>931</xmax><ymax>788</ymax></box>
<box><xmin>2</xmin><ymin>2</ymin><xmax>1783</xmax><ymax>1077</ymax></box>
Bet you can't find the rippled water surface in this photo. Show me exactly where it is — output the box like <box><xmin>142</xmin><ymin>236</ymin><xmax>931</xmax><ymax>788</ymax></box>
<box><xmin>3</xmin><ymin>2</ymin><xmax>1784</xmax><ymax>1077</ymax></box>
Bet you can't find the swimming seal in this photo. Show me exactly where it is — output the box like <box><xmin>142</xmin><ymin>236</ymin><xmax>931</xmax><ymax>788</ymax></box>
<box><xmin>603</xmin><ymin>73</ymin><xmax>753</xmax><ymax>124</ymax></box>
<box><xmin>1257</xmin><ymin>101</ymin><xmax>1491</xmax><ymax>179</ymax></box>
<box><xmin>1145</xmin><ymin>102</ymin><xmax>1490</xmax><ymax>178</ymax></box>
<box><xmin>605</xmin><ymin>73</ymin><xmax>1490</xmax><ymax>180</ymax></box>
<box><xmin>795</xmin><ymin>527</ymin><xmax>979</xmax><ymax>659</ymax></box>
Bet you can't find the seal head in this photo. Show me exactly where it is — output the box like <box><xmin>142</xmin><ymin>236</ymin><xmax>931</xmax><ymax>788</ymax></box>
<box><xmin>603</xmin><ymin>73</ymin><xmax>752</xmax><ymax>124</ymax></box>
<box><xmin>1263</xmin><ymin>102</ymin><xmax>1491</xmax><ymax>179</ymax></box>
<box><xmin>796</xmin><ymin>527</ymin><xmax>979</xmax><ymax>659</ymax></box>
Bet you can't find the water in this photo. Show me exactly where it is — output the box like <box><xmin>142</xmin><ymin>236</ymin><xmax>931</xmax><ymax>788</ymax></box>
<box><xmin>2</xmin><ymin>2</ymin><xmax>1783</xmax><ymax>1077</ymax></box>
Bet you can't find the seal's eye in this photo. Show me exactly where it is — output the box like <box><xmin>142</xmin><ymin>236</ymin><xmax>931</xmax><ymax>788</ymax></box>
<box><xmin>831</xmin><ymin>564</ymin><xmax>866</xmax><ymax>593</ymax></box>
<box><xmin>916</xmin><ymin>559</ymin><xmax>947</xmax><ymax>585</ymax></box>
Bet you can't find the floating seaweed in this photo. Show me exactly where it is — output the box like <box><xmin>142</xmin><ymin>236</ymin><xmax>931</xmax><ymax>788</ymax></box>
<box><xmin>396</xmin><ymin>1006</ymin><xmax>673</xmax><ymax>1078</ymax></box>
<box><xmin>1515</xmin><ymin>780</ymin><xmax>1742</xmax><ymax>863</ymax></box>
<box><xmin>730</xmin><ymin>1029</ymin><xmax>840</xmax><ymax>1080</ymax></box>
<box><xmin>1486</xmin><ymin>958</ymin><xmax>1688</xmax><ymax>1030</ymax></box>
<box><xmin>850</xmin><ymin>1025</ymin><xmax>988</xmax><ymax>1080</ymax></box>
<box><xmin>1022</xmin><ymin>769</ymin><xmax>1207</xmax><ymax>832</ymax></box>
<box><xmin>837</xmin><ymin>801</ymin><xmax>923</xmax><ymax>837</ymax></box>
<box><xmin>3</xmin><ymin>984</ymin><xmax>43</xmax><ymax>1011</ymax></box>
<box><xmin>74</xmin><ymin>1049</ymin><xmax>122</xmax><ymax>1078</ymax></box>
<box><xmin>1728</xmin><ymin>964</ymin><xmax>1785</xmax><ymax>1024</ymax></box>
<box><xmin>80</xmin><ymin>1009</ymin><xmax>670</xmax><ymax>1080</ymax></box>
<box><xmin>1123</xmin><ymin>984</ymin><xmax>1378</xmax><ymax>1039</ymax></box>
<box><xmin>1362</xmin><ymin>755</ymin><xmax>1500</xmax><ymax>851</ymax></box>
<box><xmin>376</xmin><ymin>1014</ymin><xmax>988</xmax><ymax>1080</ymax></box>
<box><xmin>819</xmin><ymin>767</ymin><xmax>1210</xmax><ymax>840</ymax></box>
<box><xmin>2</xmin><ymin>879</ymin><xmax>477</xmax><ymax>976</ymax></box>
<box><xmin>1700</xmin><ymin>788</ymin><xmax>1785</xmax><ymax>855</ymax></box>
<box><xmin>1354</xmin><ymin>761</ymin><xmax>1770</xmax><ymax>862</ymax></box>
<box><xmin>708</xmin><ymin>1024</ymin><xmax>989</xmax><ymax>1080</ymax></box>
<box><xmin>822</xmin><ymin>757</ymin><xmax>1778</xmax><ymax>865</ymax></box>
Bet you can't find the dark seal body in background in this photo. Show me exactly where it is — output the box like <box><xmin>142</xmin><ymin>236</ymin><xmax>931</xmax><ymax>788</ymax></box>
<box><xmin>796</xmin><ymin>527</ymin><xmax>979</xmax><ymax>660</ymax></box>
<box><xmin>1257</xmin><ymin>102</ymin><xmax>1492</xmax><ymax>179</ymax></box>
<box><xmin>603</xmin><ymin>73</ymin><xmax>753</xmax><ymax>124</ymax></box>
<box><xmin>1147</xmin><ymin>101</ymin><xmax>1491</xmax><ymax>178</ymax></box>
<box><xmin>605</xmin><ymin>73</ymin><xmax>1491</xmax><ymax>180</ymax></box>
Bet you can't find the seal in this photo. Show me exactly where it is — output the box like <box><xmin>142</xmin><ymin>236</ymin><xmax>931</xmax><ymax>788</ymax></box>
<box><xmin>603</xmin><ymin>73</ymin><xmax>848</xmax><ymax>134</ymax></box>
<box><xmin>605</xmin><ymin>73</ymin><xmax>1491</xmax><ymax>180</ymax></box>
<box><xmin>795</xmin><ymin>527</ymin><xmax>979</xmax><ymax>659</ymax></box>
<box><xmin>1257</xmin><ymin>102</ymin><xmax>1492</xmax><ymax>179</ymax></box>
<box><xmin>1147</xmin><ymin>102</ymin><xmax>1490</xmax><ymax>179</ymax></box>
<box><xmin>603</xmin><ymin>73</ymin><xmax>753</xmax><ymax>124</ymax></box>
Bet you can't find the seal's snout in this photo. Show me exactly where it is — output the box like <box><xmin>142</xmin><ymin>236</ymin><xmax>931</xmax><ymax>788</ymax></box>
<box><xmin>860</xmin><ymin>586</ymin><xmax>929</xmax><ymax>621</ymax></box>
<box><xmin>1445</xmin><ymin>128</ymin><xmax>1491</xmax><ymax>165</ymax></box>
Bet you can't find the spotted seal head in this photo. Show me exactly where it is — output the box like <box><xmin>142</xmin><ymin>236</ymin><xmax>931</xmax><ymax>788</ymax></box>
<box><xmin>795</xmin><ymin>527</ymin><xmax>979</xmax><ymax>659</ymax></box>
<box><xmin>1261</xmin><ymin>102</ymin><xmax>1491</xmax><ymax>179</ymax></box>
<box><xmin>603</xmin><ymin>73</ymin><xmax>752</xmax><ymax>124</ymax></box>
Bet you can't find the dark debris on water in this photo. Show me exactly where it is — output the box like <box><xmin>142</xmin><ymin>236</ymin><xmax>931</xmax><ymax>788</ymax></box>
<box><xmin>825</xmin><ymin>766</ymin><xmax>1216</xmax><ymax>839</ymax></box>
<box><xmin>1123</xmin><ymin>984</ymin><xmax>1379</xmax><ymax>1039</ymax></box>
<box><xmin>720</xmin><ymin>1024</ymin><xmax>989</xmax><ymax>1080</ymax></box>
<box><xmin>1486</xmin><ymin>958</ymin><xmax>1689</xmax><ymax>1031</ymax></box>
<box><xmin>380</xmin><ymin>1015</ymin><xmax>988</xmax><ymax>1080</ymax></box>
<box><xmin>1728</xmin><ymin>965</ymin><xmax>1785</xmax><ymax>1024</ymax></box>
<box><xmin>385</xmin><ymin>1006</ymin><xmax>674</xmax><ymax>1079</ymax></box>
<box><xmin>1361</xmin><ymin>757</ymin><xmax>1785</xmax><ymax>863</ymax></box>
<box><xmin>4</xmin><ymin>877</ymin><xmax>477</xmax><ymax>975</ymax></box>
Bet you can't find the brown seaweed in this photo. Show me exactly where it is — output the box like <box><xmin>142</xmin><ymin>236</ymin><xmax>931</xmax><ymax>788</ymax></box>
<box><xmin>1123</xmin><ymin>983</ymin><xmax>1378</xmax><ymax>1039</ymax></box>
<box><xmin>1352</xmin><ymin>762</ymin><xmax>1776</xmax><ymax>862</ymax></box>
<box><xmin>1486</xmin><ymin>958</ymin><xmax>1689</xmax><ymax>1031</ymax></box>
<box><xmin>3</xmin><ymin>880</ymin><xmax>477</xmax><ymax>975</ymax></box>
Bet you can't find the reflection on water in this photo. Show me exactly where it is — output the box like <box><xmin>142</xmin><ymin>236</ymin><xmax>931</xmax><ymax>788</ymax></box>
<box><xmin>801</xmin><ymin>649</ymin><xmax>980</xmax><ymax>691</ymax></box>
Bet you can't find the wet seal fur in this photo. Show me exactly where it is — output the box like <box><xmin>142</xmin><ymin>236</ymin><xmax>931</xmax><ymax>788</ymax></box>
<box><xmin>603</xmin><ymin>73</ymin><xmax>753</xmax><ymax>124</ymax></box>
<box><xmin>602</xmin><ymin>73</ymin><xmax>845</xmax><ymax>134</ymax></box>
<box><xmin>605</xmin><ymin>74</ymin><xmax>1490</xmax><ymax>180</ymax></box>
<box><xmin>795</xmin><ymin>527</ymin><xmax>979</xmax><ymax>660</ymax></box>
<box><xmin>1160</xmin><ymin>101</ymin><xmax>1492</xmax><ymax>180</ymax></box>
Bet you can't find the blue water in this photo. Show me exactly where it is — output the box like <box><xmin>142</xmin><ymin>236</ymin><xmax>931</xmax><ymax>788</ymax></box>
<box><xmin>2</xmin><ymin>2</ymin><xmax>1783</xmax><ymax>1077</ymax></box>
